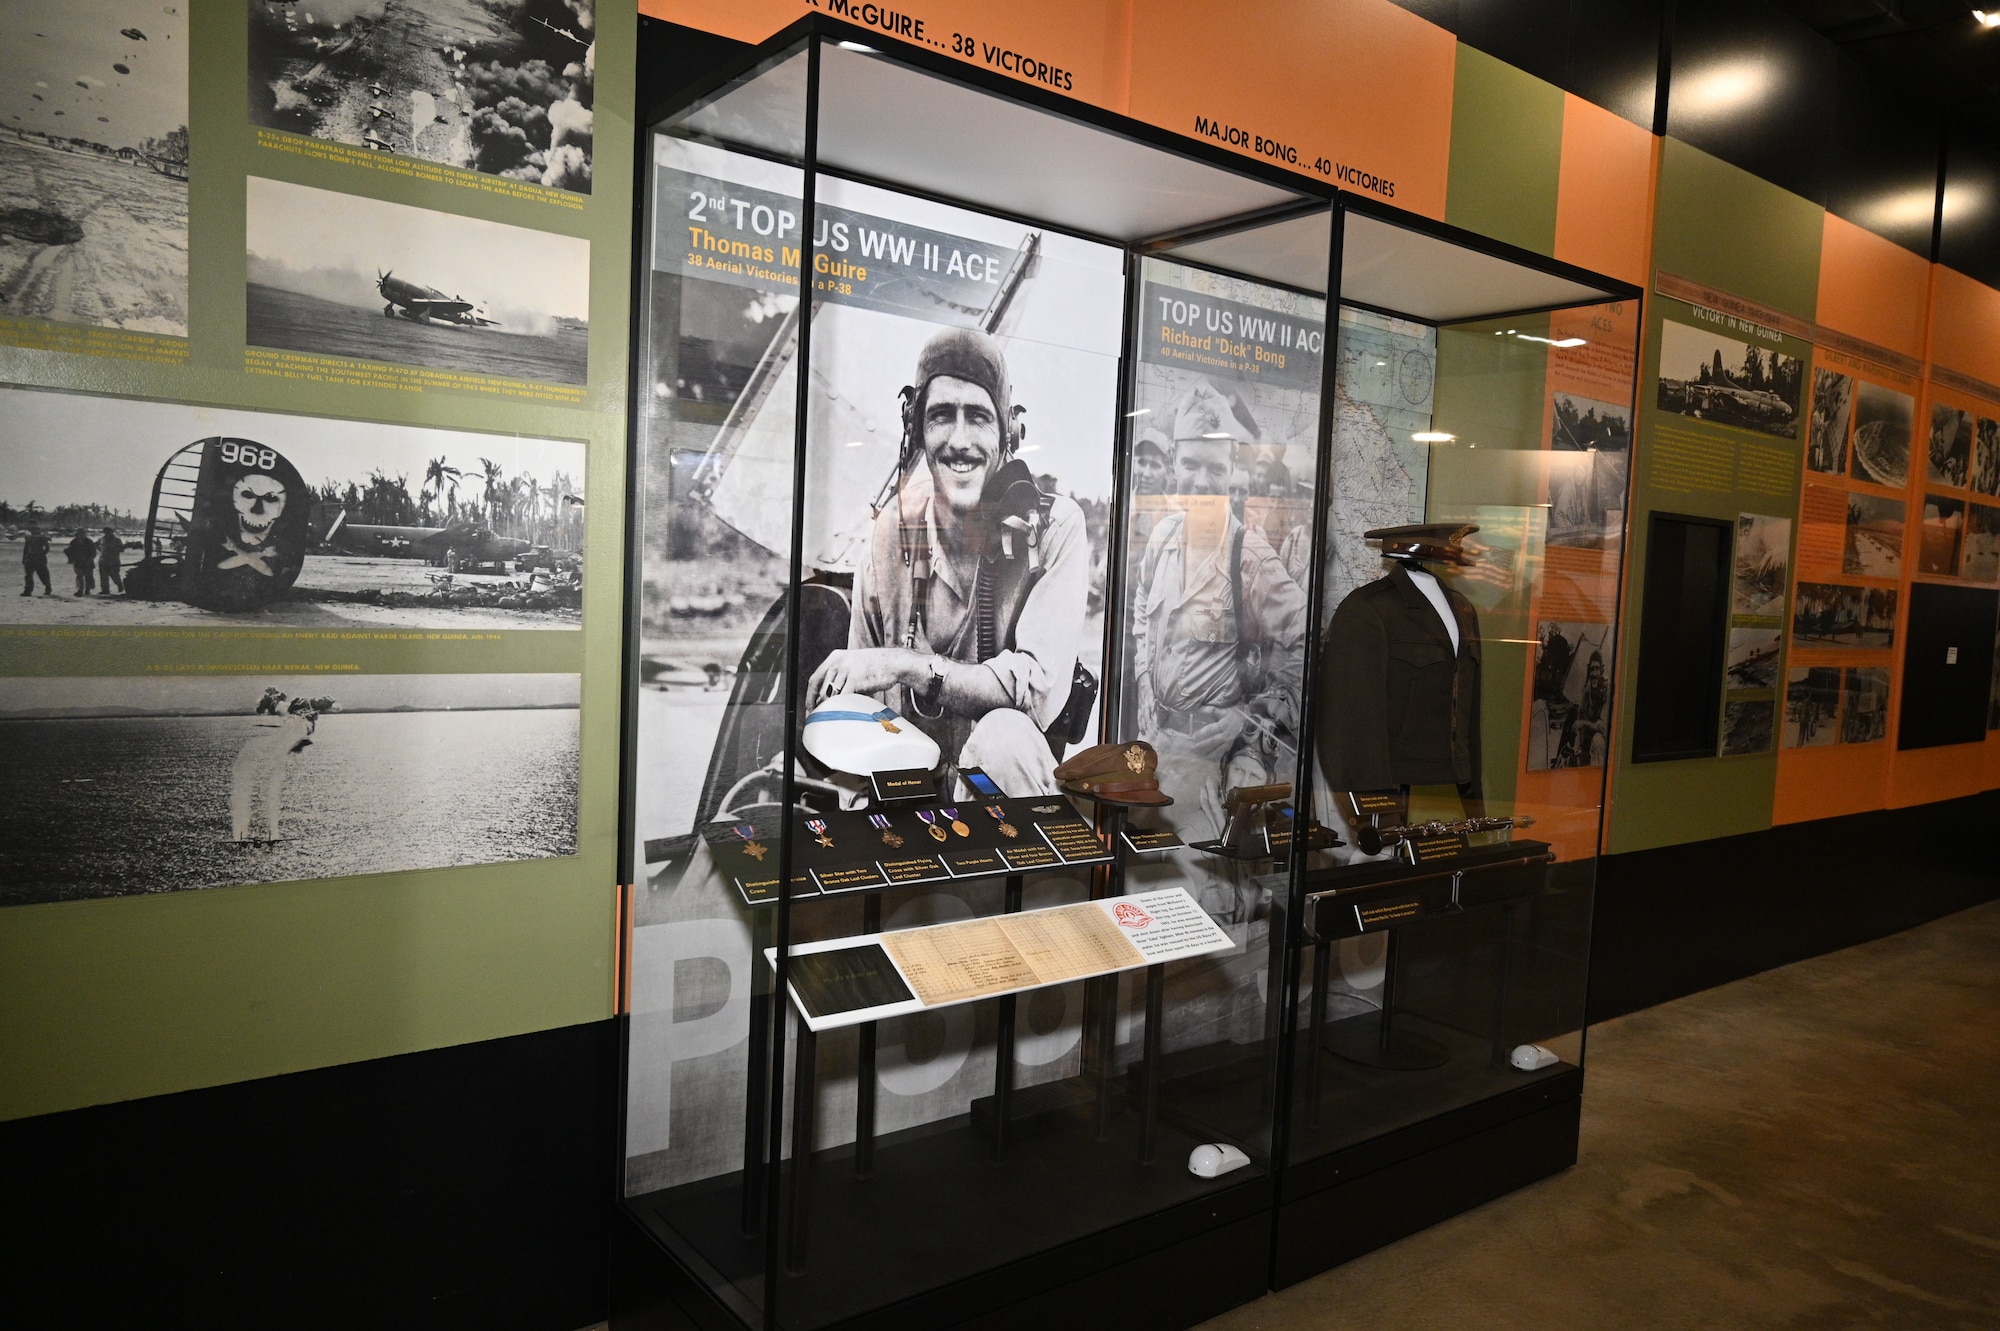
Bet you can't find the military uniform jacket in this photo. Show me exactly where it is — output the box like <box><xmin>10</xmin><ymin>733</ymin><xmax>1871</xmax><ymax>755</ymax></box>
<box><xmin>1316</xmin><ymin>561</ymin><xmax>1482</xmax><ymax>793</ymax></box>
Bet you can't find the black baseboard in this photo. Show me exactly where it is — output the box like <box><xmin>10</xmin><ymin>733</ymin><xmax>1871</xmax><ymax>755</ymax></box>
<box><xmin>1589</xmin><ymin>790</ymin><xmax>2000</xmax><ymax>1022</ymax></box>
<box><xmin>2</xmin><ymin>1020</ymin><xmax>620</xmax><ymax>1331</ymax></box>
<box><xmin>1273</xmin><ymin>1090</ymin><xmax>1583</xmax><ymax>1289</ymax></box>
<box><xmin>610</xmin><ymin>1190</ymin><xmax>1271</xmax><ymax>1331</ymax></box>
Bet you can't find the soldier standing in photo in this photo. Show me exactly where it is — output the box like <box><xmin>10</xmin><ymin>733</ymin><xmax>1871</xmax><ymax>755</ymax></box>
<box><xmin>1130</xmin><ymin>380</ymin><xmax>1309</xmax><ymax>922</ymax></box>
<box><xmin>96</xmin><ymin>527</ymin><xmax>125</xmax><ymax>596</ymax></box>
<box><xmin>20</xmin><ymin>526</ymin><xmax>52</xmax><ymax>596</ymax></box>
<box><xmin>63</xmin><ymin>529</ymin><xmax>97</xmax><ymax>598</ymax></box>
<box><xmin>808</xmin><ymin>328</ymin><xmax>1089</xmax><ymax>796</ymax></box>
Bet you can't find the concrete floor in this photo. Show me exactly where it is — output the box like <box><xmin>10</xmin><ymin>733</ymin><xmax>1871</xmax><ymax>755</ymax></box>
<box><xmin>1201</xmin><ymin>898</ymin><xmax>2000</xmax><ymax>1330</ymax></box>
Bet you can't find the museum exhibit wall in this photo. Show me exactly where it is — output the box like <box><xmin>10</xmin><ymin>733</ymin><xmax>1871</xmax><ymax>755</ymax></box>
<box><xmin>3</xmin><ymin>0</ymin><xmax>1997</xmax><ymax>1325</ymax></box>
<box><xmin>0</xmin><ymin>6</ymin><xmax>641</xmax><ymax>1117</ymax></box>
<box><xmin>634</xmin><ymin>4</ymin><xmax>2000</xmax><ymax>849</ymax></box>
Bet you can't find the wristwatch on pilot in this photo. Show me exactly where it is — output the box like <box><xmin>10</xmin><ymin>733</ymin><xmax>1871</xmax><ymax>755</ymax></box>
<box><xmin>919</xmin><ymin>655</ymin><xmax>948</xmax><ymax>710</ymax></box>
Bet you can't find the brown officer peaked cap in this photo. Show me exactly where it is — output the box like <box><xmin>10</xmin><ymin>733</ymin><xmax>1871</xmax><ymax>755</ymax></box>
<box><xmin>1054</xmin><ymin>740</ymin><xmax>1158</xmax><ymax>782</ymax></box>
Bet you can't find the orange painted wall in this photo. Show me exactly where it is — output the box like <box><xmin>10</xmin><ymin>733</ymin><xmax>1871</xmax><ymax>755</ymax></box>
<box><xmin>1554</xmin><ymin>94</ymin><xmax>1655</xmax><ymax>288</ymax></box>
<box><xmin>1126</xmin><ymin>0</ymin><xmax>1456</xmax><ymax>219</ymax></box>
<box><xmin>642</xmin><ymin>0</ymin><xmax>1461</xmax><ymax>218</ymax></box>
<box><xmin>637</xmin><ymin>0</ymin><xmax>1132</xmax><ymax>106</ymax></box>
<box><xmin>1932</xmin><ymin>265</ymin><xmax>2000</xmax><ymax>386</ymax></box>
<box><xmin>1815</xmin><ymin>214</ymin><xmax>1931</xmax><ymax>359</ymax></box>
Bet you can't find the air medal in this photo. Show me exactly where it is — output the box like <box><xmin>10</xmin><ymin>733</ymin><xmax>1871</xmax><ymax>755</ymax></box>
<box><xmin>985</xmin><ymin>804</ymin><xmax>1018</xmax><ymax>838</ymax></box>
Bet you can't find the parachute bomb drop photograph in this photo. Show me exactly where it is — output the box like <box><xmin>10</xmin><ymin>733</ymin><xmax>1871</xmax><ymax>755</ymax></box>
<box><xmin>0</xmin><ymin>1</ymin><xmax>189</xmax><ymax>339</ymax></box>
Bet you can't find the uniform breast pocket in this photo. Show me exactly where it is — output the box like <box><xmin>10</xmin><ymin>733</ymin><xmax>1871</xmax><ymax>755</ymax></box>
<box><xmin>1388</xmin><ymin>638</ymin><xmax>1453</xmax><ymax>674</ymax></box>
<box><xmin>1388</xmin><ymin>637</ymin><xmax>1454</xmax><ymax>745</ymax></box>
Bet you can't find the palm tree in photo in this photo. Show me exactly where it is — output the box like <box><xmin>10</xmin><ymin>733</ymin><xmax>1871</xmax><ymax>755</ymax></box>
<box><xmin>421</xmin><ymin>457</ymin><xmax>462</xmax><ymax>525</ymax></box>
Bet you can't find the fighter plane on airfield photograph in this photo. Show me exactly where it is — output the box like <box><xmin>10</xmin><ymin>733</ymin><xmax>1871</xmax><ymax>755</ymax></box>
<box><xmin>0</xmin><ymin>385</ymin><xmax>586</xmax><ymax>631</ymax></box>
<box><xmin>244</xmin><ymin>175</ymin><xmax>589</xmax><ymax>386</ymax></box>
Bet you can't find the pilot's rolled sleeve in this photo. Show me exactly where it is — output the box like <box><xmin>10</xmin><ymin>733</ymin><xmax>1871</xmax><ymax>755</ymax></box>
<box><xmin>979</xmin><ymin>495</ymin><xmax>1086</xmax><ymax>729</ymax></box>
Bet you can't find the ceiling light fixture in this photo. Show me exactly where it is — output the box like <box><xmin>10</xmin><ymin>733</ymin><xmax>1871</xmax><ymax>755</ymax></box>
<box><xmin>1974</xmin><ymin>10</ymin><xmax>1999</xmax><ymax>28</ymax></box>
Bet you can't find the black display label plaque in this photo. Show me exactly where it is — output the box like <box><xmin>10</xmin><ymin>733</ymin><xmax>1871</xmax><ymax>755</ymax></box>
<box><xmin>1407</xmin><ymin>833</ymin><xmax>1469</xmax><ymax>864</ymax></box>
<box><xmin>811</xmin><ymin>863</ymin><xmax>890</xmax><ymax>894</ymax></box>
<box><xmin>878</xmin><ymin>855</ymin><xmax>951</xmax><ymax>884</ymax></box>
<box><xmin>998</xmin><ymin>843</ymin><xmax>1060</xmax><ymax>871</ymax></box>
<box><xmin>789</xmin><ymin>944</ymin><xmax>914</xmax><ymax>1019</ymax></box>
<box><xmin>1267</xmin><ymin>811</ymin><xmax>1293</xmax><ymax>856</ymax></box>
<box><xmin>1355</xmin><ymin>897</ymin><xmax>1422</xmax><ymax>930</ymax></box>
<box><xmin>1038</xmin><ymin>819</ymin><xmax>1105</xmax><ymax>862</ymax></box>
<box><xmin>1120</xmin><ymin>827</ymin><xmax>1185</xmax><ymax>853</ymax></box>
<box><xmin>734</xmin><ymin>872</ymin><xmax>818</xmax><ymax>906</ymax></box>
<box><xmin>943</xmin><ymin>848</ymin><xmax>1007</xmax><ymax>878</ymax></box>
<box><xmin>871</xmin><ymin>768</ymin><xmax>938</xmax><ymax>803</ymax></box>
<box><xmin>1348</xmin><ymin>790</ymin><xmax>1403</xmax><ymax>817</ymax></box>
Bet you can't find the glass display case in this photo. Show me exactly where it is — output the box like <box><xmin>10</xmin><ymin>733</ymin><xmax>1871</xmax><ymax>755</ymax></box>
<box><xmin>616</xmin><ymin>17</ymin><xmax>1638</xmax><ymax>1330</ymax></box>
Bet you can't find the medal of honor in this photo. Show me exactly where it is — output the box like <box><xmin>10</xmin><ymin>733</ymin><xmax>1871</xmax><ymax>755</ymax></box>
<box><xmin>985</xmin><ymin>804</ymin><xmax>1018</xmax><ymax>838</ymax></box>
<box><xmin>917</xmin><ymin>809</ymin><xmax>948</xmax><ymax>843</ymax></box>
<box><xmin>869</xmin><ymin>813</ymin><xmax>904</xmax><ymax>848</ymax></box>
<box><xmin>943</xmin><ymin>806</ymin><xmax>970</xmax><ymax>837</ymax></box>
<box><xmin>734</xmin><ymin>824</ymin><xmax>767</xmax><ymax>861</ymax></box>
<box><xmin>806</xmin><ymin>818</ymin><xmax>833</xmax><ymax>849</ymax></box>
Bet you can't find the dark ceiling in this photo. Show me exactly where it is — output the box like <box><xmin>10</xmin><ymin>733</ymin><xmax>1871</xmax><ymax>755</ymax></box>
<box><xmin>1768</xmin><ymin>1</ymin><xmax>2000</xmax><ymax>128</ymax></box>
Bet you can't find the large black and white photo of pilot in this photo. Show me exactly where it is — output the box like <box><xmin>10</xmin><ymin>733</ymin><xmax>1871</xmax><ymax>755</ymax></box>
<box><xmin>1119</xmin><ymin>264</ymin><xmax>1322</xmax><ymax>935</ymax></box>
<box><xmin>1654</xmin><ymin>315</ymin><xmax>1802</xmax><ymax>440</ymax></box>
<box><xmin>0</xmin><ymin>673</ymin><xmax>579</xmax><ymax>907</ymax></box>
<box><xmin>1</xmin><ymin>386</ymin><xmax>585</xmax><ymax>629</ymax></box>
<box><xmin>631</xmin><ymin>149</ymin><xmax>1123</xmax><ymax>875</ymax></box>
<box><xmin>623</xmin><ymin>149</ymin><xmax>1124</xmax><ymax>1193</ymax></box>
<box><xmin>245</xmin><ymin>176</ymin><xmax>589</xmax><ymax>386</ymax></box>
<box><xmin>250</xmin><ymin>0</ymin><xmax>593</xmax><ymax>194</ymax></box>
<box><xmin>0</xmin><ymin>2</ymin><xmax>189</xmax><ymax>337</ymax></box>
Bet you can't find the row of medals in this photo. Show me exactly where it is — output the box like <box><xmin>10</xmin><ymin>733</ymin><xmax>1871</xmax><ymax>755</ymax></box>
<box><xmin>741</xmin><ymin>803</ymin><xmax>1064</xmax><ymax>858</ymax></box>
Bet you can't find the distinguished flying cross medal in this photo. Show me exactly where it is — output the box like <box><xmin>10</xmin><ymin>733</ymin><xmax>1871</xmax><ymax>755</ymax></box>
<box><xmin>917</xmin><ymin>809</ymin><xmax>949</xmax><ymax>843</ymax></box>
<box><xmin>869</xmin><ymin>813</ymin><xmax>904</xmax><ymax>848</ymax></box>
<box><xmin>942</xmin><ymin>806</ymin><xmax>970</xmax><ymax>837</ymax></box>
<box><xmin>734</xmin><ymin>824</ymin><xmax>767</xmax><ymax>861</ymax></box>
<box><xmin>985</xmin><ymin>804</ymin><xmax>1018</xmax><ymax>838</ymax></box>
<box><xmin>806</xmin><ymin>818</ymin><xmax>833</xmax><ymax>849</ymax></box>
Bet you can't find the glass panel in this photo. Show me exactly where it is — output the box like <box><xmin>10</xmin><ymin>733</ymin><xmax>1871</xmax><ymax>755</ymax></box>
<box><xmin>1112</xmin><ymin>254</ymin><xmax>1329</xmax><ymax>1171</ymax></box>
<box><xmin>1290</xmin><ymin>292</ymin><xmax>1638</xmax><ymax>1159</ymax></box>
<box><xmin>624</xmin><ymin>44</ymin><xmax>808</xmax><ymax>1327</ymax></box>
<box><xmin>767</xmin><ymin>170</ymin><xmax>1138</xmax><ymax>1330</ymax></box>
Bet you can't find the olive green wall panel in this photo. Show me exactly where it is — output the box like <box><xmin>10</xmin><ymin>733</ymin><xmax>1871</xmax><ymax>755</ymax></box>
<box><xmin>1446</xmin><ymin>45</ymin><xmax>1566</xmax><ymax>257</ymax></box>
<box><xmin>0</xmin><ymin>1</ymin><xmax>636</xmax><ymax>1121</ymax></box>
